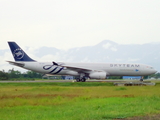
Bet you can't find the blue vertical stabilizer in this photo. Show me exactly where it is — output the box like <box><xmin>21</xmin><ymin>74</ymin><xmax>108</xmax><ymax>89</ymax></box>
<box><xmin>8</xmin><ymin>42</ymin><xmax>35</xmax><ymax>61</ymax></box>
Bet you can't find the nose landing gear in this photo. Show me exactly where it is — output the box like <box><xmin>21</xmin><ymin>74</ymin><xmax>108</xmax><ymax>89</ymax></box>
<box><xmin>140</xmin><ymin>76</ymin><xmax>144</xmax><ymax>82</ymax></box>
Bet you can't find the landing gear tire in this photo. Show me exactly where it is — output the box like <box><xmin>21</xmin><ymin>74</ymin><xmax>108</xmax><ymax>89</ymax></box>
<box><xmin>140</xmin><ymin>78</ymin><xmax>143</xmax><ymax>82</ymax></box>
<box><xmin>81</xmin><ymin>78</ymin><xmax>86</xmax><ymax>82</ymax></box>
<box><xmin>76</xmin><ymin>78</ymin><xmax>86</xmax><ymax>82</ymax></box>
<box><xmin>140</xmin><ymin>76</ymin><xmax>144</xmax><ymax>82</ymax></box>
<box><xmin>76</xmin><ymin>78</ymin><xmax>80</xmax><ymax>82</ymax></box>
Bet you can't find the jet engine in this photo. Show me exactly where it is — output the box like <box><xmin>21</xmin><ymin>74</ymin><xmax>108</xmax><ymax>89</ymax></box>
<box><xmin>89</xmin><ymin>71</ymin><xmax>107</xmax><ymax>79</ymax></box>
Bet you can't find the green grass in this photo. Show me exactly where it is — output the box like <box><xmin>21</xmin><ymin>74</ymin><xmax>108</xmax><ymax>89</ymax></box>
<box><xmin>0</xmin><ymin>82</ymin><xmax>113</xmax><ymax>87</ymax></box>
<box><xmin>0</xmin><ymin>82</ymin><xmax>160</xmax><ymax>120</ymax></box>
<box><xmin>1</xmin><ymin>97</ymin><xmax>160</xmax><ymax>120</ymax></box>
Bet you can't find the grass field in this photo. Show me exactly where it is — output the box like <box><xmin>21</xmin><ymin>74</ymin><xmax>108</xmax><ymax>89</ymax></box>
<box><xmin>0</xmin><ymin>82</ymin><xmax>160</xmax><ymax>120</ymax></box>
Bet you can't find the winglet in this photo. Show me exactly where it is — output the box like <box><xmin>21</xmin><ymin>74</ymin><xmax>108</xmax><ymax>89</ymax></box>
<box><xmin>8</xmin><ymin>42</ymin><xmax>36</xmax><ymax>62</ymax></box>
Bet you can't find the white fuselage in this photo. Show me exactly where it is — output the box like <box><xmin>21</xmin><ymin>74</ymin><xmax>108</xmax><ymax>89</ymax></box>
<box><xmin>20</xmin><ymin>61</ymin><xmax>157</xmax><ymax>77</ymax></box>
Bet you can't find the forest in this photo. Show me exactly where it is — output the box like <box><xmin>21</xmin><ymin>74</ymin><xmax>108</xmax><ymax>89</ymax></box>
<box><xmin>0</xmin><ymin>69</ymin><xmax>42</xmax><ymax>80</ymax></box>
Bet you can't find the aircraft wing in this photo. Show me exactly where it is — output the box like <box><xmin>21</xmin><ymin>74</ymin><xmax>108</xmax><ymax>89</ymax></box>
<box><xmin>6</xmin><ymin>61</ymin><xmax>25</xmax><ymax>67</ymax></box>
<box><xmin>60</xmin><ymin>64</ymin><xmax>102</xmax><ymax>73</ymax></box>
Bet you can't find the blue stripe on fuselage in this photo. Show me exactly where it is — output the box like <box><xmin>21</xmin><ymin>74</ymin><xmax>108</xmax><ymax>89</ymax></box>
<box><xmin>53</xmin><ymin>67</ymin><xmax>64</xmax><ymax>74</ymax></box>
<box><xmin>49</xmin><ymin>67</ymin><xmax>58</xmax><ymax>73</ymax></box>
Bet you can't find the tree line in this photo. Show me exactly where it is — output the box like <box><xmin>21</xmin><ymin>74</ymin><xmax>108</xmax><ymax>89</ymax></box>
<box><xmin>0</xmin><ymin>69</ymin><xmax>42</xmax><ymax>80</ymax></box>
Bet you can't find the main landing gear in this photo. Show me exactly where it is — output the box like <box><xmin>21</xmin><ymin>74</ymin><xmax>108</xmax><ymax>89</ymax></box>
<box><xmin>76</xmin><ymin>77</ymin><xmax>86</xmax><ymax>82</ymax></box>
<box><xmin>76</xmin><ymin>73</ymin><xmax>86</xmax><ymax>82</ymax></box>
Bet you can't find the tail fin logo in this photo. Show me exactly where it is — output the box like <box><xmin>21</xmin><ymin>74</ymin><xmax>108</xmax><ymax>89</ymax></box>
<box><xmin>13</xmin><ymin>48</ymin><xmax>24</xmax><ymax>59</ymax></box>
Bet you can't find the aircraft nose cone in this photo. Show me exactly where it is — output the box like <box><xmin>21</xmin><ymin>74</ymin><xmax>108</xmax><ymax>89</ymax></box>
<box><xmin>152</xmin><ymin>69</ymin><xmax>157</xmax><ymax>74</ymax></box>
<box><xmin>154</xmin><ymin>69</ymin><xmax>157</xmax><ymax>73</ymax></box>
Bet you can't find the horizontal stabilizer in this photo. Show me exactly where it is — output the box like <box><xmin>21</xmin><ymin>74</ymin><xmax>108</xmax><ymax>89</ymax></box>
<box><xmin>6</xmin><ymin>61</ymin><xmax>25</xmax><ymax>67</ymax></box>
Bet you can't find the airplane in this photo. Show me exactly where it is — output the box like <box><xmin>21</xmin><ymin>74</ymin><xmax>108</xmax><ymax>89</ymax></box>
<box><xmin>7</xmin><ymin>42</ymin><xmax>157</xmax><ymax>82</ymax></box>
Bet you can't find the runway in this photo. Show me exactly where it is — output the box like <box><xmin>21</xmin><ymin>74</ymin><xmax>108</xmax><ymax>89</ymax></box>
<box><xmin>0</xmin><ymin>80</ymin><xmax>142</xmax><ymax>83</ymax></box>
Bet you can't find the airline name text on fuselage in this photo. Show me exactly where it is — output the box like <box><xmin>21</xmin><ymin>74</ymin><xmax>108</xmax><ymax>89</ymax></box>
<box><xmin>110</xmin><ymin>64</ymin><xmax>140</xmax><ymax>67</ymax></box>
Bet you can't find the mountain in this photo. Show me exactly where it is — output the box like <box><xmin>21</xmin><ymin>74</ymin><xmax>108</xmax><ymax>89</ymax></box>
<box><xmin>1</xmin><ymin>40</ymin><xmax>160</xmax><ymax>72</ymax></box>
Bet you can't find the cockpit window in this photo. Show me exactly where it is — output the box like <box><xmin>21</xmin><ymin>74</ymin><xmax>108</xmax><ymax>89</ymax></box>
<box><xmin>146</xmin><ymin>66</ymin><xmax>153</xmax><ymax>69</ymax></box>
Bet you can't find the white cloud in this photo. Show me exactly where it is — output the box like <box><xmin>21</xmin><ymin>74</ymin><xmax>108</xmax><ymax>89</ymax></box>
<box><xmin>102</xmin><ymin>43</ymin><xmax>117</xmax><ymax>51</ymax></box>
<box><xmin>39</xmin><ymin>53</ymin><xmax>63</xmax><ymax>62</ymax></box>
<box><xmin>80</xmin><ymin>57</ymin><xmax>91</xmax><ymax>63</ymax></box>
<box><xmin>128</xmin><ymin>58</ymin><xmax>140</xmax><ymax>62</ymax></box>
<box><xmin>0</xmin><ymin>0</ymin><xmax>160</xmax><ymax>71</ymax></box>
<box><xmin>0</xmin><ymin>51</ymin><xmax>27</xmax><ymax>72</ymax></box>
<box><xmin>111</xmin><ymin>47</ymin><xmax>117</xmax><ymax>52</ymax></box>
<box><xmin>115</xmin><ymin>59</ymin><xmax>123</xmax><ymax>62</ymax></box>
<box><xmin>102</xmin><ymin>43</ymin><xmax>112</xmax><ymax>49</ymax></box>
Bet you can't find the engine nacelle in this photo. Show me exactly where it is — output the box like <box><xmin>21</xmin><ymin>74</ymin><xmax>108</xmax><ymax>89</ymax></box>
<box><xmin>89</xmin><ymin>71</ymin><xmax>106</xmax><ymax>79</ymax></box>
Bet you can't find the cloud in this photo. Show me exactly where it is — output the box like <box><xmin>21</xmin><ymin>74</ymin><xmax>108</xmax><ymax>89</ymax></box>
<box><xmin>102</xmin><ymin>43</ymin><xmax>112</xmax><ymax>49</ymax></box>
<box><xmin>127</xmin><ymin>58</ymin><xmax>140</xmax><ymax>62</ymax></box>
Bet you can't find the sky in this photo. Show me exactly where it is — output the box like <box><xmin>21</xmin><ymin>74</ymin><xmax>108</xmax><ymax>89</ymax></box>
<box><xmin>0</xmin><ymin>0</ymin><xmax>160</xmax><ymax>50</ymax></box>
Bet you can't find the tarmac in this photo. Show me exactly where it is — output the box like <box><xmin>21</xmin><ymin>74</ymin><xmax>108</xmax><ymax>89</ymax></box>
<box><xmin>0</xmin><ymin>79</ymin><xmax>157</xmax><ymax>83</ymax></box>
